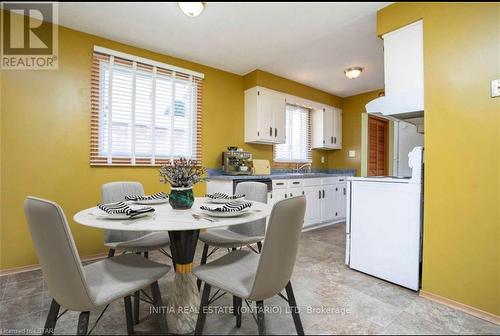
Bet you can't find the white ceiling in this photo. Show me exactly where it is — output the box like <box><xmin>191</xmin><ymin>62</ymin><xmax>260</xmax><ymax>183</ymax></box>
<box><xmin>58</xmin><ymin>2</ymin><xmax>390</xmax><ymax>97</ymax></box>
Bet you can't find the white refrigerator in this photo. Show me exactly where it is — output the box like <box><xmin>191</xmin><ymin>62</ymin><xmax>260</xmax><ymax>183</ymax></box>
<box><xmin>345</xmin><ymin>147</ymin><xmax>423</xmax><ymax>290</ymax></box>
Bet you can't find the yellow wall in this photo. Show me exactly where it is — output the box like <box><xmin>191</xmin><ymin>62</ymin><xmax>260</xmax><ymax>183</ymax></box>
<box><xmin>244</xmin><ymin>69</ymin><xmax>343</xmax><ymax>107</ymax></box>
<box><xmin>328</xmin><ymin>90</ymin><xmax>383</xmax><ymax>175</ymax></box>
<box><xmin>0</xmin><ymin>23</ymin><xmax>343</xmax><ymax>269</ymax></box>
<box><xmin>0</xmin><ymin>24</ymin><xmax>247</xmax><ymax>269</ymax></box>
<box><xmin>378</xmin><ymin>3</ymin><xmax>500</xmax><ymax>315</ymax></box>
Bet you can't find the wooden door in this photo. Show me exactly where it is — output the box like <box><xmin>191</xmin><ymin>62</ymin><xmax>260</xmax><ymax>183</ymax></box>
<box><xmin>368</xmin><ymin>116</ymin><xmax>389</xmax><ymax>176</ymax></box>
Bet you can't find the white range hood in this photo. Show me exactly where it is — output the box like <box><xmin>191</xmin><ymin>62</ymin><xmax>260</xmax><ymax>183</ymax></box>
<box><xmin>365</xmin><ymin>92</ymin><xmax>423</xmax><ymax>118</ymax></box>
<box><xmin>366</xmin><ymin>20</ymin><xmax>424</xmax><ymax>129</ymax></box>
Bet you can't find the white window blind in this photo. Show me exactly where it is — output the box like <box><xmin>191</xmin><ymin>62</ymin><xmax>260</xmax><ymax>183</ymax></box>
<box><xmin>90</xmin><ymin>48</ymin><xmax>203</xmax><ymax>166</ymax></box>
<box><xmin>274</xmin><ymin>104</ymin><xmax>312</xmax><ymax>163</ymax></box>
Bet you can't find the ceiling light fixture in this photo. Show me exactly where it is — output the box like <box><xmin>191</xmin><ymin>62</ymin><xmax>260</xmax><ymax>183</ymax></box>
<box><xmin>344</xmin><ymin>67</ymin><xmax>363</xmax><ymax>79</ymax></box>
<box><xmin>178</xmin><ymin>2</ymin><xmax>205</xmax><ymax>17</ymax></box>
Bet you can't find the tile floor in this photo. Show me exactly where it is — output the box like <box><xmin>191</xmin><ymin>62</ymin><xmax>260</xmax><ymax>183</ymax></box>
<box><xmin>0</xmin><ymin>224</ymin><xmax>498</xmax><ymax>335</ymax></box>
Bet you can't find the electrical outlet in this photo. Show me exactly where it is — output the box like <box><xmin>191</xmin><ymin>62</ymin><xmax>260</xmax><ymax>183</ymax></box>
<box><xmin>348</xmin><ymin>150</ymin><xmax>356</xmax><ymax>158</ymax></box>
<box><xmin>321</xmin><ymin>156</ymin><xmax>325</xmax><ymax>163</ymax></box>
<box><xmin>491</xmin><ymin>79</ymin><xmax>500</xmax><ymax>98</ymax></box>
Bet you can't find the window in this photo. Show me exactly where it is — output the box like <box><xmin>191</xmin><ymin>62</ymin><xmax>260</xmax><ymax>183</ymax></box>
<box><xmin>274</xmin><ymin>104</ymin><xmax>312</xmax><ymax>163</ymax></box>
<box><xmin>90</xmin><ymin>47</ymin><xmax>203</xmax><ymax>166</ymax></box>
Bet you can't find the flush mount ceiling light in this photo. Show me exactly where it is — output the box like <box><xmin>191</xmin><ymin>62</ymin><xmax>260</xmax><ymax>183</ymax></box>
<box><xmin>344</xmin><ymin>67</ymin><xmax>363</xmax><ymax>79</ymax></box>
<box><xmin>178</xmin><ymin>2</ymin><xmax>205</xmax><ymax>17</ymax></box>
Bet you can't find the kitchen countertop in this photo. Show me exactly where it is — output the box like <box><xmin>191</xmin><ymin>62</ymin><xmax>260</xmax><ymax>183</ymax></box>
<box><xmin>206</xmin><ymin>168</ymin><xmax>356</xmax><ymax>181</ymax></box>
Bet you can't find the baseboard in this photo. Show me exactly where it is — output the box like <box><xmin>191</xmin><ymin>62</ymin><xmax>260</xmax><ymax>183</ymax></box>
<box><xmin>0</xmin><ymin>252</ymin><xmax>108</xmax><ymax>277</ymax></box>
<box><xmin>302</xmin><ymin>219</ymin><xmax>345</xmax><ymax>232</ymax></box>
<box><xmin>419</xmin><ymin>290</ymin><xmax>500</xmax><ymax>326</ymax></box>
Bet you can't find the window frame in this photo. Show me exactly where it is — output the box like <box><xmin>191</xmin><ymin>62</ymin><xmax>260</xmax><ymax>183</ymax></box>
<box><xmin>90</xmin><ymin>47</ymin><xmax>203</xmax><ymax>167</ymax></box>
<box><xmin>273</xmin><ymin>104</ymin><xmax>312</xmax><ymax>164</ymax></box>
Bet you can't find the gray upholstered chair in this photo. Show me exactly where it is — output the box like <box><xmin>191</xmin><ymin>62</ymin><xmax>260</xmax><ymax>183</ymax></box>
<box><xmin>101</xmin><ymin>181</ymin><xmax>171</xmax><ymax>324</ymax></box>
<box><xmin>197</xmin><ymin>182</ymin><xmax>268</xmax><ymax>290</ymax></box>
<box><xmin>101</xmin><ymin>181</ymin><xmax>171</xmax><ymax>257</ymax></box>
<box><xmin>24</xmin><ymin>197</ymin><xmax>170</xmax><ymax>336</ymax></box>
<box><xmin>194</xmin><ymin>196</ymin><xmax>306</xmax><ymax>336</ymax></box>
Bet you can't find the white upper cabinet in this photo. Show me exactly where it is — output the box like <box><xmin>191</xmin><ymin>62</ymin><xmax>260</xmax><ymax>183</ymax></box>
<box><xmin>245</xmin><ymin>86</ymin><xmax>286</xmax><ymax>144</ymax></box>
<box><xmin>366</xmin><ymin>20</ymin><xmax>424</xmax><ymax>117</ymax></box>
<box><xmin>384</xmin><ymin>20</ymin><xmax>423</xmax><ymax>100</ymax></box>
<box><xmin>312</xmin><ymin>105</ymin><xmax>342</xmax><ymax>150</ymax></box>
<box><xmin>333</xmin><ymin>107</ymin><xmax>342</xmax><ymax>149</ymax></box>
<box><xmin>245</xmin><ymin>86</ymin><xmax>342</xmax><ymax>148</ymax></box>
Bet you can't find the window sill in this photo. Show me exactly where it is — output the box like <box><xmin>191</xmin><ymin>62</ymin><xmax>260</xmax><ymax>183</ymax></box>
<box><xmin>273</xmin><ymin>159</ymin><xmax>312</xmax><ymax>164</ymax></box>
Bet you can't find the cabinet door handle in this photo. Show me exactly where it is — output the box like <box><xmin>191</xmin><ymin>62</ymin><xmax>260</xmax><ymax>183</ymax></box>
<box><xmin>336</xmin><ymin>187</ymin><xmax>338</xmax><ymax>191</ymax></box>
<box><xmin>343</xmin><ymin>188</ymin><xmax>346</xmax><ymax>195</ymax></box>
<box><xmin>293</xmin><ymin>181</ymin><xmax>300</xmax><ymax>185</ymax></box>
<box><xmin>285</xmin><ymin>193</ymin><xmax>288</xmax><ymax>199</ymax></box>
<box><xmin>318</xmin><ymin>190</ymin><xmax>321</xmax><ymax>199</ymax></box>
<box><xmin>275</xmin><ymin>128</ymin><xmax>277</xmax><ymax>137</ymax></box>
<box><xmin>302</xmin><ymin>191</ymin><xmax>305</xmax><ymax>195</ymax></box>
<box><xmin>334</xmin><ymin>137</ymin><xmax>337</xmax><ymax>144</ymax></box>
<box><xmin>331</xmin><ymin>136</ymin><xmax>333</xmax><ymax>144</ymax></box>
<box><xmin>290</xmin><ymin>193</ymin><xmax>293</xmax><ymax>197</ymax></box>
<box><xmin>322</xmin><ymin>190</ymin><xmax>325</xmax><ymax>198</ymax></box>
<box><xmin>276</xmin><ymin>182</ymin><xmax>284</xmax><ymax>186</ymax></box>
<box><xmin>269</xmin><ymin>127</ymin><xmax>273</xmax><ymax>136</ymax></box>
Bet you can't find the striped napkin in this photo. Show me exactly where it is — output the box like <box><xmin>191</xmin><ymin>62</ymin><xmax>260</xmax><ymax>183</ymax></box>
<box><xmin>200</xmin><ymin>201</ymin><xmax>252</xmax><ymax>212</ymax></box>
<box><xmin>205</xmin><ymin>192</ymin><xmax>245</xmax><ymax>200</ymax></box>
<box><xmin>125</xmin><ymin>192</ymin><xmax>168</xmax><ymax>201</ymax></box>
<box><xmin>97</xmin><ymin>202</ymin><xmax>155</xmax><ymax>218</ymax></box>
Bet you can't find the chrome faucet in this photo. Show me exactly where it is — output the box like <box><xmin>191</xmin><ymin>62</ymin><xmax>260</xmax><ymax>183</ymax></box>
<box><xmin>295</xmin><ymin>162</ymin><xmax>312</xmax><ymax>173</ymax></box>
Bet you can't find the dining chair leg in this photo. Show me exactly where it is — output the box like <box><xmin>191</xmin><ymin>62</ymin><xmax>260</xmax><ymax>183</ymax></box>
<box><xmin>133</xmin><ymin>291</ymin><xmax>140</xmax><ymax>324</ymax></box>
<box><xmin>76</xmin><ymin>311</ymin><xmax>90</xmax><ymax>336</ymax></box>
<box><xmin>231</xmin><ymin>247</ymin><xmax>237</xmax><ymax>316</ymax></box>
<box><xmin>107</xmin><ymin>249</ymin><xmax>115</xmax><ymax>258</ymax></box>
<box><xmin>150</xmin><ymin>281</ymin><xmax>168</xmax><ymax>334</ymax></box>
<box><xmin>124</xmin><ymin>296</ymin><xmax>134</xmax><ymax>335</ymax></box>
<box><xmin>256</xmin><ymin>300</ymin><xmax>266</xmax><ymax>335</ymax></box>
<box><xmin>285</xmin><ymin>281</ymin><xmax>304</xmax><ymax>335</ymax></box>
<box><xmin>197</xmin><ymin>243</ymin><xmax>209</xmax><ymax>291</ymax></box>
<box><xmin>257</xmin><ymin>241</ymin><xmax>262</xmax><ymax>253</ymax></box>
<box><xmin>235</xmin><ymin>297</ymin><xmax>242</xmax><ymax>328</ymax></box>
<box><xmin>195</xmin><ymin>283</ymin><xmax>211</xmax><ymax>335</ymax></box>
<box><xmin>42</xmin><ymin>299</ymin><xmax>60</xmax><ymax>335</ymax></box>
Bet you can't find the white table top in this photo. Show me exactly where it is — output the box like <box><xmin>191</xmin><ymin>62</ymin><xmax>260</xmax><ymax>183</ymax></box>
<box><xmin>73</xmin><ymin>198</ymin><xmax>272</xmax><ymax>232</ymax></box>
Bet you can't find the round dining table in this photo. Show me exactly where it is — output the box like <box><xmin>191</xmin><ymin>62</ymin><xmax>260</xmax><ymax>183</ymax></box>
<box><xmin>74</xmin><ymin>198</ymin><xmax>272</xmax><ymax>334</ymax></box>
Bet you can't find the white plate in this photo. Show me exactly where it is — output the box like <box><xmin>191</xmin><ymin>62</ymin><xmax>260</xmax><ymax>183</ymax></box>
<box><xmin>133</xmin><ymin>198</ymin><xmax>169</xmax><ymax>205</ymax></box>
<box><xmin>205</xmin><ymin>196</ymin><xmax>246</xmax><ymax>204</ymax></box>
<box><xmin>92</xmin><ymin>211</ymin><xmax>154</xmax><ymax>220</ymax></box>
<box><xmin>200</xmin><ymin>208</ymin><xmax>250</xmax><ymax>218</ymax></box>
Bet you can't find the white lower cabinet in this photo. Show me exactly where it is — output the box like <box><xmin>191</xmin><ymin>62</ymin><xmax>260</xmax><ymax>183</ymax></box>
<box><xmin>270</xmin><ymin>188</ymin><xmax>288</xmax><ymax>203</ymax></box>
<box><xmin>269</xmin><ymin>177</ymin><xmax>347</xmax><ymax>230</ymax></box>
<box><xmin>303</xmin><ymin>186</ymin><xmax>321</xmax><ymax>226</ymax></box>
<box><xmin>334</xmin><ymin>183</ymin><xmax>347</xmax><ymax>220</ymax></box>
<box><xmin>206</xmin><ymin>177</ymin><xmax>347</xmax><ymax>231</ymax></box>
<box><xmin>320</xmin><ymin>184</ymin><xmax>336</xmax><ymax>223</ymax></box>
<box><xmin>287</xmin><ymin>187</ymin><xmax>303</xmax><ymax>198</ymax></box>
